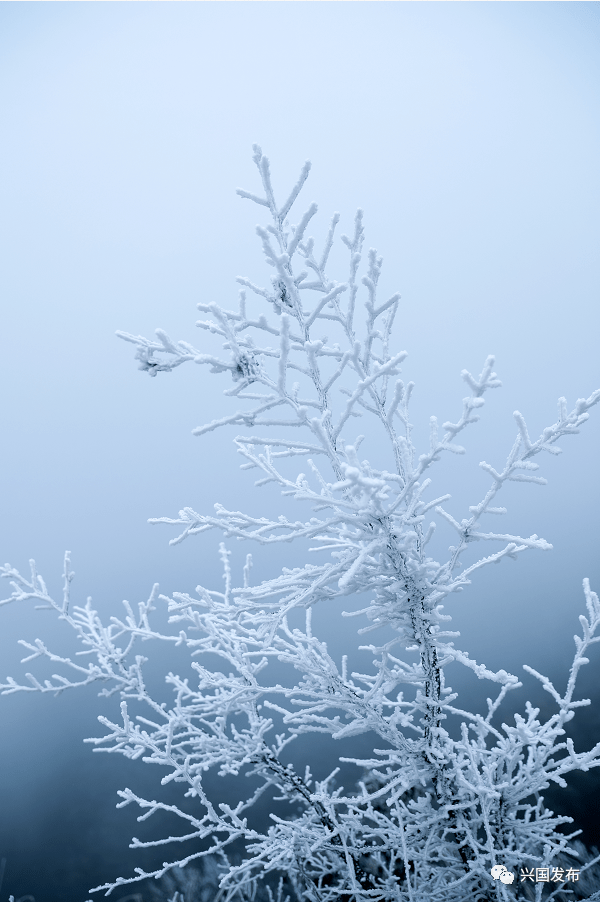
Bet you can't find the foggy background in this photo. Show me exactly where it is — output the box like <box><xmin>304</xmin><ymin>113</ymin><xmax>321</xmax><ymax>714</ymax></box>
<box><xmin>0</xmin><ymin>3</ymin><xmax>599</xmax><ymax>900</ymax></box>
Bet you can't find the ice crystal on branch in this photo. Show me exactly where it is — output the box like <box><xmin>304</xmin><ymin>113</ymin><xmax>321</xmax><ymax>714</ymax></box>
<box><xmin>3</xmin><ymin>147</ymin><xmax>600</xmax><ymax>902</ymax></box>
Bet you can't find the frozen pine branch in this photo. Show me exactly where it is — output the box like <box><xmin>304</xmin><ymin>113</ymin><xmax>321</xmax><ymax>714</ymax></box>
<box><xmin>3</xmin><ymin>147</ymin><xmax>600</xmax><ymax>902</ymax></box>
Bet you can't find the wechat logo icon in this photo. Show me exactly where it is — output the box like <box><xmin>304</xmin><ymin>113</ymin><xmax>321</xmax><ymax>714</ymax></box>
<box><xmin>491</xmin><ymin>865</ymin><xmax>515</xmax><ymax>885</ymax></box>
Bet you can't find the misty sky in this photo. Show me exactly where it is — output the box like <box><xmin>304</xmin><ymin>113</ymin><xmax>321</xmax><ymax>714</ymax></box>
<box><xmin>0</xmin><ymin>4</ymin><xmax>599</xmax><ymax>900</ymax></box>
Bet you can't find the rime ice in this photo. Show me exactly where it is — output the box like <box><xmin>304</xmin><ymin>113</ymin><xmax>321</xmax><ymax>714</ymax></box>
<box><xmin>3</xmin><ymin>148</ymin><xmax>600</xmax><ymax>902</ymax></box>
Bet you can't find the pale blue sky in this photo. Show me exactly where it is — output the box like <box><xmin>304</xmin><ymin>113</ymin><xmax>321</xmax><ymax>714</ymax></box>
<box><xmin>0</xmin><ymin>4</ymin><xmax>599</xmax><ymax>898</ymax></box>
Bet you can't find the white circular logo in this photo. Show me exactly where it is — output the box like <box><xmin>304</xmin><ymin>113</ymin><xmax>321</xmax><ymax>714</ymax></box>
<box><xmin>490</xmin><ymin>865</ymin><xmax>515</xmax><ymax>885</ymax></box>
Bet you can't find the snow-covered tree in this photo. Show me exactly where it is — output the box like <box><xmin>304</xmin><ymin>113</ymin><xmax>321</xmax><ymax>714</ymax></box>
<box><xmin>3</xmin><ymin>147</ymin><xmax>600</xmax><ymax>902</ymax></box>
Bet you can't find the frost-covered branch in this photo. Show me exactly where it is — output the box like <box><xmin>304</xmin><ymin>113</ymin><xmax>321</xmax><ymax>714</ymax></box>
<box><xmin>3</xmin><ymin>148</ymin><xmax>600</xmax><ymax>902</ymax></box>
